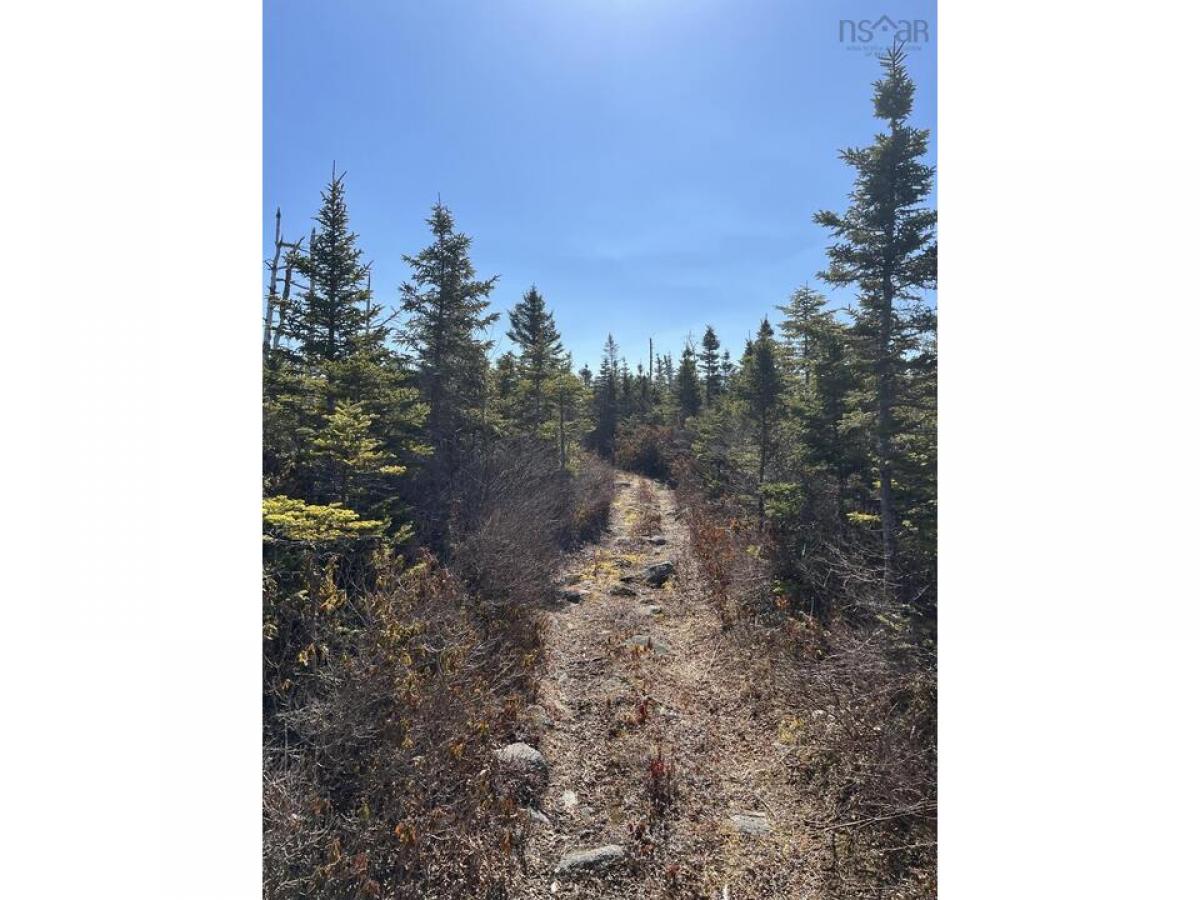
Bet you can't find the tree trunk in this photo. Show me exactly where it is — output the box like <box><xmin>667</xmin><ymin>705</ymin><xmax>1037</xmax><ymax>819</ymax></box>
<box><xmin>558</xmin><ymin>386</ymin><xmax>567</xmax><ymax>471</ymax></box>
<box><xmin>263</xmin><ymin>208</ymin><xmax>282</xmax><ymax>357</ymax></box>
<box><xmin>757</xmin><ymin>415</ymin><xmax>768</xmax><ymax>531</ymax></box>
<box><xmin>877</xmin><ymin>271</ymin><xmax>897</xmax><ymax>586</ymax></box>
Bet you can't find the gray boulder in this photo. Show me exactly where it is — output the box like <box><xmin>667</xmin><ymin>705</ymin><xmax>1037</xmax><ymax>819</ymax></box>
<box><xmin>494</xmin><ymin>742</ymin><xmax>548</xmax><ymax>775</ymax></box>
<box><xmin>642</xmin><ymin>561</ymin><xmax>676</xmax><ymax>587</ymax></box>
<box><xmin>554</xmin><ymin>844</ymin><xmax>626</xmax><ymax>874</ymax></box>
<box><xmin>610</xmin><ymin>584</ymin><xmax>638</xmax><ymax>597</ymax></box>
<box><xmin>643</xmin><ymin>535</ymin><xmax>668</xmax><ymax>546</ymax></box>
<box><xmin>561</xmin><ymin>588</ymin><xmax>588</xmax><ymax>604</ymax></box>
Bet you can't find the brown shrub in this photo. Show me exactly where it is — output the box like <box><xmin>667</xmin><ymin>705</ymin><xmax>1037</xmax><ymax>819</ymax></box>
<box><xmin>615</xmin><ymin>424</ymin><xmax>677</xmax><ymax>481</ymax></box>
<box><xmin>264</xmin><ymin>553</ymin><xmax>532</xmax><ymax>899</ymax></box>
<box><xmin>632</xmin><ymin>480</ymin><xmax>663</xmax><ymax>536</ymax></box>
<box><xmin>676</xmin><ymin>465</ymin><xmax>935</xmax><ymax>897</ymax></box>
<box><xmin>783</xmin><ymin>617</ymin><xmax>936</xmax><ymax>897</ymax></box>
<box><xmin>451</xmin><ymin>440</ymin><xmax>616</xmax><ymax>605</ymax></box>
<box><xmin>264</xmin><ymin>444</ymin><xmax>617</xmax><ymax>898</ymax></box>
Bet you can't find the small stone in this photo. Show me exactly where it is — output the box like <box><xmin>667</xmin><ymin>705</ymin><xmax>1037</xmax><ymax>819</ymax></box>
<box><xmin>644</xmin><ymin>535</ymin><xmax>668</xmax><ymax>546</ymax></box>
<box><xmin>731</xmin><ymin>812</ymin><xmax>771</xmax><ymax>836</ymax></box>
<box><xmin>554</xmin><ymin>844</ymin><xmax>626</xmax><ymax>874</ymax></box>
<box><xmin>560</xmin><ymin>790</ymin><xmax>578</xmax><ymax>809</ymax></box>
<box><xmin>494</xmin><ymin>742</ymin><xmax>548</xmax><ymax>774</ymax></box>
<box><xmin>637</xmin><ymin>604</ymin><xmax>664</xmax><ymax>616</ymax></box>
<box><xmin>561</xmin><ymin>588</ymin><xmax>588</xmax><ymax>604</ymax></box>
<box><xmin>624</xmin><ymin>634</ymin><xmax>669</xmax><ymax>654</ymax></box>
<box><xmin>610</xmin><ymin>584</ymin><xmax>638</xmax><ymax>597</ymax></box>
<box><xmin>642</xmin><ymin>561</ymin><xmax>676</xmax><ymax>587</ymax></box>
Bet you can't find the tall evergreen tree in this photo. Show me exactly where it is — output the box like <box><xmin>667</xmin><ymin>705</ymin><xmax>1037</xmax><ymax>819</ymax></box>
<box><xmin>814</xmin><ymin>46</ymin><xmax>937</xmax><ymax>580</ymax></box>
<box><xmin>399</xmin><ymin>201</ymin><xmax>499</xmax><ymax>535</ymax></box>
<box><xmin>506</xmin><ymin>285</ymin><xmax>566</xmax><ymax>431</ymax></box>
<box><xmin>292</xmin><ymin>171</ymin><xmax>372</xmax><ymax>365</ymax></box>
<box><xmin>738</xmin><ymin>319</ymin><xmax>785</xmax><ymax>529</ymax></box>
<box><xmin>699</xmin><ymin>325</ymin><xmax>723</xmax><ymax>403</ymax></box>
<box><xmin>592</xmin><ymin>334</ymin><xmax>620</xmax><ymax>459</ymax></box>
<box><xmin>676</xmin><ymin>343</ymin><xmax>703</xmax><ymax>420</ymax></box>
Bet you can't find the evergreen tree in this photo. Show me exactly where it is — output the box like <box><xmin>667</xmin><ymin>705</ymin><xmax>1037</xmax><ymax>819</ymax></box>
<box><xmin>591</xmin><ymin>334</ymin><xmax>620</xmax><ymax>459</ymax></box>
<box><xmin>619</xmin><ymin>358</ymin><xmax>634</xmax><ymax>418</ymax></box>
<box><xmin>700</xmin><ymin>325</ymin><xmax>723</xmax><ymax>403</ymax></box>
<box><xmin>720</xmin><ymin>349</ymin><xmax>735</xmax><ymax>383</ymax></box>
<box><xmin>776</xmin><ymin>285</ymin><xmax>831</xmax><ymax>386</ymax></box>
<box><xmin>814</xmin><ymin>46</ymin><xmax>937</xmax><ymax>579</ymax></box>
<box><xmin>492</xmin><ymin>350</ymin><xmax>521</xmax><ymax>428</ymax></box>
<box><xmin>659</xmin><ymin>352</ymin><xmax>675</xmax><ymax>389</ymax></box>
<box><xmin>676</xmin><ymin>343</ymin><xmax>703</xmax><ymax>420</ymax></box>
<box><xmin>506</xmin><ymin>285</ymin><xmax>566</xmax><ymax>432</ymax></box>
<box><xmin>312</xmin><ymin>400</ymin><xmax>405</xmax><ymax>508</ymax></box>
<box><xmin>264</xmin><ymin>176</ymin><xmax>425</xmax><ymax>540</ymax></box>
<box><xmin>292</xmin><ymin>171</ymin><xmax>372</xmax><ymax>365</ymax></box>
<box><xmin>738</xmin><ymin>318</ymin><xmax>785</xmax><ymax>529</ymax></box>
<box><xmin>799</xmin><ymin>320</ymin><xmax>860</xmax><ymax>516</ymax></box>
<box><xmin>399</xmin><ymin>201</ymin><xmax>499</xmax><ymax>536</ymax></box>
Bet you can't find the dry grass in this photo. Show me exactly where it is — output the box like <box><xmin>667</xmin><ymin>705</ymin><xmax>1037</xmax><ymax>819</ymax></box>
<box><xmin>633</xmin><ymin>480</ymin><xmax>664</xmax><ymax>536</ymax></box>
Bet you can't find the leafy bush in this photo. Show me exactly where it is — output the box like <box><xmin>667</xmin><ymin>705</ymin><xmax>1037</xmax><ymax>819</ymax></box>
<box><xmin>263</xmin><ymin>495</ymin><xmax>386</xmax><ymax>541</ymax></box>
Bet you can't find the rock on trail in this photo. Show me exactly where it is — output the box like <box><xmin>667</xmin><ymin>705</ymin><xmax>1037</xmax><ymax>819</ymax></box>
<box><xmin>555</xmin><ymin>844</ymin><xmax>626</xmax><ymax>874</ymax></box>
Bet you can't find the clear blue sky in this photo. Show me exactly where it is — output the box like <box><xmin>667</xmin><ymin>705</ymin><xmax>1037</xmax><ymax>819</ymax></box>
<box><xmin>264</xmin><ymin>0</ymin><xmax>936</xmax><ymax>371</ymax></box>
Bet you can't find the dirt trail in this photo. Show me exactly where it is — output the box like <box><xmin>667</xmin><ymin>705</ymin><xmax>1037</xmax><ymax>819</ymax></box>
<box><xmin>514</xmin><ymin>475</ymin><xmax>814</xmax><ymax>898</ymax></box>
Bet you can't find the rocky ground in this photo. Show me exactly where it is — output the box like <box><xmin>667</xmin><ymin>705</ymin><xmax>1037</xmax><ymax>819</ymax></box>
<box><xmin>497</xmin><ymin>475</ymin><xmax>817</xmax><ymax>898</ymax></box>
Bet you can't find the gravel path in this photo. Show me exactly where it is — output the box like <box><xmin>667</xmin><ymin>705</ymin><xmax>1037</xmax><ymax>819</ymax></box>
<box><xmin>512</xmin><ymin>475</ymin><xmax>816</xmax><ymax>898</ymax></box>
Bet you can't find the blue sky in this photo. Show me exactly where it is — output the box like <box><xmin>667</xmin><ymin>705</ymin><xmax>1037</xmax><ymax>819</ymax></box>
<box><xmin>264</xmin><ymin>0</ymin><xmax>936</xmax><ymax>371</ymax></box>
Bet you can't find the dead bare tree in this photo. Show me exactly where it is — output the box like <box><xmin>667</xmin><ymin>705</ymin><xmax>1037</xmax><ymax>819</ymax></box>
<box><xmin>263</xmin><ymin>209</ymin><xmax>306</xmax><ymax>359</ymax></box>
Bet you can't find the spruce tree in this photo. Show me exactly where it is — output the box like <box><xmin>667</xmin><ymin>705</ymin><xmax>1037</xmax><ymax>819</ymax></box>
<box><xmin>506</xmin><ymin>285</ymin><xmax>566</xmax><ymax>432</ymax></box>
<box><xmin>720</xmin><ymin>349</ymin><xmax>735</xmax><ymax>384</ymax></box>
<box><xmin>738</xmin><ymin>318</ymin><xmax>785</xmax><ymax>529</ymax></box>
<box><xmin>492</xmin><ymin>350</ymin><xmax>521</xmax><ymax>428</ymax></box>
<box><xmin>814</xmin><ymin>46</ymin><xmax>936</xmax><ymax>579</ymax></box>
<box><xmin>292</xmin><ymin>171</ymin><xmax>372</xmax><ymax>365</ymax></box>
<box><xmin>776</xmin><ymin>285</ymin><xmax>831</xmax><ymax>386</ymax></box>
<box><xmin>399</xmin><ymin>201</ymin><xmax>499</xmax><ymax>533</ymax></box>
<box><xmin>800</xmin><ymin>320</ymin><xmax>860</xmax><ymax>516</ymax></box>
<box><xmin>700</xmin><ymin>325</ymin><xmax>723</xmax><ymax>403</ymax></box>
<box><xmin>592</xmin><ymin>334</ymin><xmax>620</xmax><ymax>459</ymax></box>
<box><xmin>676</xmin><ymin>343</ymin><xmax>703</xmax><ymax>420</ymax></box>
<box><xmin>312</xmin><ymin>400</ymin><xmax>405</xmax><ymax>508</ymax></box>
